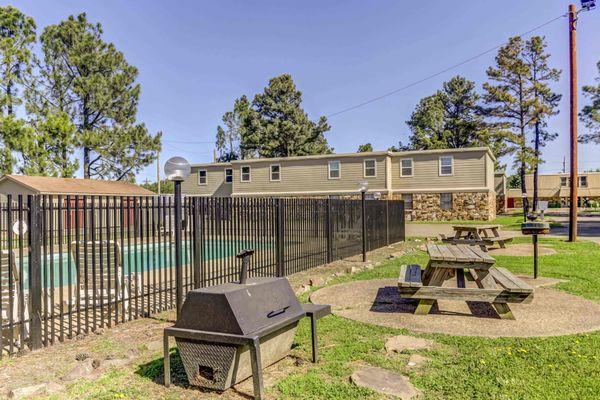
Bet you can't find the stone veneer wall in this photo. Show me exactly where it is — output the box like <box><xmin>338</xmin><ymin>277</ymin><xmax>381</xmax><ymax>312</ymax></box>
<box><xmin>392</xmin><ymin>191</ymin><xmax>495</xmax><ymax>221</ymax></box>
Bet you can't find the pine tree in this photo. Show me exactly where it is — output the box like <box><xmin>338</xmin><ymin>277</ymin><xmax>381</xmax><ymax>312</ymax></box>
<box><xmin>239</xmin><ymin>74</ymin><xmax>331</xmax><ymax>158</ymax></box>
<box><xmin>357</xmin><ymin>143</ymin><xmax>373</xmax><ymax>152</ymax></box>
<box><xmin>483</xmin><ymin>37</ymin><xmax>537</xmax><ymax>216</ymax></box>
<box><xmin>580</xmin><ymin>61</ymin><xmax>600</xmax><ymax>144</ymax></box>
<box><xmin>215</xmin><ymin>96</ymin><xmax>251</xmax><ymax>161</ymax></box>
<box><xmin>0</xmin><ymin>6</ymin><xmax>36</xmax><ymax>173</ymax></box>
<box><xmin>30</xmin><ymin>13</ymin><xmax>161</xmax><ymax>180</ymax></box>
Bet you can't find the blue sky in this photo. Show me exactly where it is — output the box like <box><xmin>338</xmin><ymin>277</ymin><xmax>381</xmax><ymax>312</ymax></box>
<box><xmin>9</xmin><ymin>0</ymin><xmax>600</xmax><ymax>182</ymax></box>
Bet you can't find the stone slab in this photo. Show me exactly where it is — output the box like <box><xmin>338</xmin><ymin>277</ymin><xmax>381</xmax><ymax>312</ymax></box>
<box><xmin>351</xmin><ymin>366</ymin><xmax>420</xmax><ymax>399</ymax></box>
<box><xmin>385</xmin><ymin>335</ymin><xmax>434</xmax><ymax>353</ymax></box>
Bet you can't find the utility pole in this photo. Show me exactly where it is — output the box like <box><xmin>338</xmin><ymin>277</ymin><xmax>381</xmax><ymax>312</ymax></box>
<box><xmin>568</xmin><ymin>3</ymin><xmax>578</xmax><ymax>242</ymax></box>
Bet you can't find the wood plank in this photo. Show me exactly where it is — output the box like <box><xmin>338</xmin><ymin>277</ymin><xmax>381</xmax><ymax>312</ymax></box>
<box><xmin>399</xmin><ymin>286</ymin><xmax>531</xmax><ymax>303</ymax></box>
<box><xmin>468</xmin><ymin>246</ymin><xmax>496</xmax><ymax>264</ymax></box>
<box><xmin>492</xmin><ymin>267</ymin><xmax>534</xmax><ymax>293</ymax></box>
<box><xmin>398</xmin><ymin>264</ymin><xmax>423</xmax><ymax>288</ymax></box>
<box><xmin>492</xmin><ymin>303</ymin><xmax>515</xmax><ymax>320</ymax></box>
<box><xmin>437</xmin><ymin>245</ymin><xmax>457</xmax><ymax>262</ymax></box>
<box><xmin>415</xmin><ymin>299</ymin><xmax>435</xmax><ymax>315</ymax></box>
<box><xmin>429</xmin><ymin>261</ymin><xmax>493</xmax><ymax>270</ymax></box>
<box><xmin>426</xmin><ymin>244</ymin><xmax>444</xmax><ymax>261</ymax></box>
<box><xmin>447</xmin><ymin>245</ymin><xmax>473</xmax><ymax>262</ymax></box>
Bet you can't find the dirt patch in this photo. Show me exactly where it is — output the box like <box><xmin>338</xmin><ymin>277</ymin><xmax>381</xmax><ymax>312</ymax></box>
<box><xmin>310</xmin><ymin>278</ymin><xmax>600</xmax><ymax>337</ymax></box>
<box><xmin>488</xmin><ymin>244</ymin><xmax>556</xmax><ymax>256</ymax></box>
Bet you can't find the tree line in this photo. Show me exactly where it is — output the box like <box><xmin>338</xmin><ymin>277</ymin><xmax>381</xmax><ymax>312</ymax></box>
<box><xmin>216</xmin><ymin>35</ymin><xmax>600</xmax><ymax>215</ymax></box>
<box><xmin>0</xmin><ymin>6</ymin><xmax>160</xmax><ymax>180</ymax></box>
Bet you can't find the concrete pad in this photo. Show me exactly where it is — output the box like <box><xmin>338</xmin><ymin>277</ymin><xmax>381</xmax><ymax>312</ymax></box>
<box><xmin>406</xmin><ymin>354</ymin><xmax>429</xmax><ymax>368</ymax></box>
<box><xmin>310</xmin><ymin>278</ymin><xmax>600</xmax><ymax>337</ymax></box>
<box><xmin>488</xmin><ymin>244</ymin><xmax>556</xmax><ymax>256</ymax></box>
<box><xmin>351</xmin><ymin>366</ymin><xmax>421</xmax><ymax>399</ymax></box>
<box><xmin>385</xmin><ymin>335</ymin><xmax>434</xmax><ymax>353</ymax></box>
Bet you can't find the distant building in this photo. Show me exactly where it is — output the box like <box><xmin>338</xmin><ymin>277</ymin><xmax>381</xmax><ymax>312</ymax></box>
<box><xmin>0</xmin><ymin>174</ymin><xmax>155</xmax><ymax>197</ymax></box>
<box><xmin>182</xmin><ymin>147</ymin><xmax>498</xmax><ymax>221</ymax></box>
<box><xmin>506</xmin><ymin>172</ymin><xmax>600</xmax><ymax>209</ymax></box>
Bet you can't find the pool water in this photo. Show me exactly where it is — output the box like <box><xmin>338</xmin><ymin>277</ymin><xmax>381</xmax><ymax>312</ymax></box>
<box><xmin>16</xmin><ymin>239</ymin><xmax>258</xmax><ymax>289</ymax></box>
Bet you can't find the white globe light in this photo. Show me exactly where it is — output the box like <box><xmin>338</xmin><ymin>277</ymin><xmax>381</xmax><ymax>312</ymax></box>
<box><xmin>164</xmin><ymin>156</ymin><xmax>191</xmax><ymax>182</ymax></box>
<box><xmin>358</xmin><ymin>180</ymin><xmax>369</xmax><ymax>192</ymax></box>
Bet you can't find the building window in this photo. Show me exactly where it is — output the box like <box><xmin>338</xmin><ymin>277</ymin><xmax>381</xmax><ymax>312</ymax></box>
<box><xmin>579</xmin><ymin>176</ymin><xmax>588</xmax><ymax>187</ymax></box>
<box><xmin>224</xmin><ymin>168</ymin><xmax>233</xmax><ymax>183</ymax></box>
<box><xmin>402</xmin><ymin>193</ymin><xmax>413</xmax><ymax>210</ymax></box>
<box><xmin>440</xmin><ymin>193</ymin><xmax>453</xmax><ymax>210</ymax></box>
<box><xmin>270</xmin><ymin>164</ymin><xmax>281</xmax><ymax>181</ymax></box>
<box><xmin>198</xmin><ymin>170</ymin><xmax>207</xmax><ymax>185</ymax></box>
<box><xmin>439</xmin><ymin>156</ymin><xmax>453</xmax><ymax>176</ymax></box>
<box><xmin>364</xmin><ymin>159</ymin><xmax>376</xmax><ymax>177</ymax></box>
<box><xmin>400</xmin><ymin>159</ymin><xmax>413</xmax><ymax>177</ymax></box>
<box><xmin>328</xmin><ymin>161</ymin><xmax>340</xmax><ymax>179</ymax></box>
<box><xmin>561</xmin><ymin>176</ymin><xmax>568</xmax><ymax>187</ymax></box>
<box><xmin>241</xmin><ymin>166</ymin><xmax>251</xmax><ymax>182</ymax></box>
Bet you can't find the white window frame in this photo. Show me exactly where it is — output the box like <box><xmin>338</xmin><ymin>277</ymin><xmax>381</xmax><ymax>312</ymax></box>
<box><xmin>270</xmin><ymin>164</ymin><xmax>281</xmax><ymax>182</ymax></box>
<box><xmin>560</xmin><ymin>176</ymin><xmax>568</xmax><ymax>187</ymax></box>
<box><xmin>240</xmin><ymin>165</ymin><xmax>251</xmax><ymax>182</ymax></box>
<box><xmin>363</xmin><ymin>159</ymin><xmax>377</xmax><ymax>178</ymax></box>
<box><xmin>400</xmin><ymin>158</ymin><xmax>414</xmax><ymax>177</ymax></box>
<box><xmin>224</xmin><ymin>168</ymin><xmax>233</xmax><ymax>184</ymax></box>
<box><xmin>197</xmin><ymin>170</ymin><xmax>207</xmax><ymax>186</ymax></box>
<box><xmin>328</xmin><ymin>160</ymin><xmax>341</xmax><ymax>180</ymax></box>
<box><xmin>440</xmin><ymin>193</ymin><xmax>453</xmax><ymax>210</ymax></box>
<box><xmin>439</xmin><ymin>156</ymin><xmax>454</xmax><ymax>176</ymax></box>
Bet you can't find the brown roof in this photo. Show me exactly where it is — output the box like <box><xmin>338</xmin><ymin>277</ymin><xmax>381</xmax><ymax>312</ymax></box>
<box><xmin>0</xmin><ymin>175</ymin><xmax>155</xmax><ymax>196</ymax></box>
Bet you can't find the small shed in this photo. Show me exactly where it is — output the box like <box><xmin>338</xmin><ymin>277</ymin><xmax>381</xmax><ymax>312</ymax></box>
<box><xmin>0</xmin><ymin>175</ymin><xmax>155</xmax><ymax>197</ymax></box>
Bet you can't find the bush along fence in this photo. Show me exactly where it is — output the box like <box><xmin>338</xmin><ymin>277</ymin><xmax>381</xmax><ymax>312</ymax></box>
<box><xmin>0</xmin><ymin>195</ymin><xmax>404</xmax><ymax>356</ymax></box>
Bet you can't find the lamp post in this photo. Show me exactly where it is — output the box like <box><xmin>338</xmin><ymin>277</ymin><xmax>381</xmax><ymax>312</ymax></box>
<box><xmin>521</xmin><ymin>192</ymin><xmax>528</xmax><ymax>222</ymax></box>
<box><xmin>358</xmin><ymin>181</ymin><xmax>369</xmax><ymax>262</ymax></box>
<box><xmin>164</xmin><ymin>156</ymin><xmax>191</xmax><ymax>317</ymax></box>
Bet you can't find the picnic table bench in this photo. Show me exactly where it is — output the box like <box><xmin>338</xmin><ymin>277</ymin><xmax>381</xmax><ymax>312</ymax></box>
<box><xmin>440</xmin><ymin>224</ymin><xmax>513</xmax><ymax>251</ymax></box>
<box><xmin>398</xmin><ymin>244</ymin><xmax>533</xmax><ymax>320</ymax></box>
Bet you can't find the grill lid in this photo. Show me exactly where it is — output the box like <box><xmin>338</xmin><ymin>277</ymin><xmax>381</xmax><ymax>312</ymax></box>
<box><xmin>175</xmin><ymin>277</ymin><xmax>304</xmax><ymax>335</ymax></box>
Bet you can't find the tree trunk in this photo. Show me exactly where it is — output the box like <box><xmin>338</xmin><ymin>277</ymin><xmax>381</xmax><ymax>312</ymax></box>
<box><xmin>533</xmin><ymin>121</ymin><xmax>540</xmax><ymax>212</ymax></box>
<box><xmin>83</xmin><ymin>147</ymin><xmax>90</xmax><ymax>179</ymax></box>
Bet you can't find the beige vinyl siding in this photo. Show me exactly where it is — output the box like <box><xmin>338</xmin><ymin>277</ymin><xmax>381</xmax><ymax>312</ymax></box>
<box><xmin>507</xmin><ymin>172</ymin><xmax>600</xmax><ymax>198</ymax></box>
<box><xmin>233</xmin><ymin>155</ymin><xmax>388</xmax><ymax>195</ymax></box>
<box><xmin>390</xmin><ymin>150</ymin><xmax>488</xmax><ymax>191</ymax></box>
<box><xmin>0</xmin><ymin>180</ymin><xmax>37</xmax><ymax>196</ymax></box>
<box><xmin>182</xmin><ymin>165</ymin><xmax>232</xmax><ymax>196</ymax></box>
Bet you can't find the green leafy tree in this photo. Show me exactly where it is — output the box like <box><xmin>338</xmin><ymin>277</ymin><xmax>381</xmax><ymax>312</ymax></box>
<box><xmin>0</xmin><ymin>6</ymin><xmax>36</xmax><ymax>173</ymax></box>
<box><xmin>19</xmin><ymin>111</ymin><xmax>78</xmax><ymax>176</ymax></box>
<box><xmin>483</xmin><ymin>36</ymin><xmax>537</xmax><ymax>216</ymax></box>
<box><xmin>523</xmin><ymin>36</ymin><xmax>561</xmax><ymax>211</ymax></box>
<box><xmin>239</xmin><ymin>74</ymin><xmax>332</xmax><ymax>158</ymax></box>
<box><xmin>215</xmin><ymin>96</ymin><xmax>252</xmax><ymax>161</ymax></box>
<box><xmin>404</xmin><ymin>76</ymin><xmax>507</xmax><ymax>166</ymax></box>
<box><xmin>30</xmin><ymin>13</ymin><xmax>160</xmax><ymax>179</ymax></box>
<box><xmin>357</xmin><ymin>143</ymin><xmax>373</xmax><ymax>152</ymax></box>
<box><xmin>506</xmin><ymin>173</ymin><xmax>521</xmax><ymax>189</ymax></box>
<box><xmin>140</xmin><ymin>178</ymin><xmax>173</xmax><ymax>194</ymax></box>
<box><xmin>580</xmin><ymin>61</ymin><xmax>600</xmax><ymax>144</ymax></box>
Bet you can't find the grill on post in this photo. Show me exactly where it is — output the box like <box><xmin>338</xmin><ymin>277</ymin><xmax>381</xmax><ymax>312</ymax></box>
<box><xmin>163</xmin><ymin>249</ymin><xmax>331</xmax><ymax>400</ymax></box>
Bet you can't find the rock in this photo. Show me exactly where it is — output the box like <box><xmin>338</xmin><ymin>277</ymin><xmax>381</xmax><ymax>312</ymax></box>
<box><xmin>75</xmin><ymin>352</ymin><xmax>91</xmax><ymax>361</ymax></box>
<box><xmin>309</xmin><ymin>277</ymin><xmax>325</xmax><ymax>287</ymax></box>
<box><xmin>346</xmin><ymin>266</ymin><xmax>362</xmax><ymax>274</ymax></box>
<box><xmin>385</xmin><ymin>335</ymin><xmax>434</xmax><ymax>353</ymax></box>
<box><xmin>103</xmin><ymin>357</ymin><xmax>130</xmax><ymax>368</ymax></box>
<box><xmin>8</xmin><ymin>382</ymin><xmax>65</xmax><ymax>399</ymax></box>
<box><xmin>295</xmin><ymin>284</ymin><xmax>311</xmax><ymax>296</ymax></box>
<box><xmin>94</xmin><ymin>328</ymin><xmax>106</xmax><ymax>335</ymax></box>
<box><xmin>364</xmin><ymin>263</ymin><xmax>374</xmax><ymax>270</ymax></box>
<box><xmin>92</xmin><ymin>359</ymin><xmax>101</xmax><ymax>369</ymax></box>
<box><xmin>63</xmin><ymin>358</ymin><xmax>96</xmax><ymax>381</ymax></box>
<box><xmin>406</xmin><ymin>354</ymin><xmax>429</xmax><ymax>368</ymax></box>
<box><xmin>126</xmin><ymin>348</ymin><xmax>140</xmax><ymax>359</ymax></box>
<box><xmin>351</xmin><ymin>366</ymin><xmax>421</xmax><ymax>399</ymax></box>
<box><xmin>375</xmin><ymin>261</ymin><xmax>382</xmax><ymax>266</ymax></box>
<box><xmin>418</xmin><ymin>245</ymin><xmax>427</xmax><ymax>252</ymax></box>
<box><xmin>414</xmin><ymin>239</ymin><xmax>422</xmax><ymax>243</ymax></box>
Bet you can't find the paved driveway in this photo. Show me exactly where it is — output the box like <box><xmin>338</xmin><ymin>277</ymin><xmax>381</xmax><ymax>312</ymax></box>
<box><xmin>405</xmin><ymin>223</ymin><xmax>522</xmax><ymax>239</ymax></box>
<box><xmin>549</xmin><ymin>215</ymin><xmax>600</xmax><ymax>243</ymax></box>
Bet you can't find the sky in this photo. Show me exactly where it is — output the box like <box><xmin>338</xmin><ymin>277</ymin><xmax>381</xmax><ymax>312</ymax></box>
<box><xmin>8</xmin><ymin>0</ymin><xmax>600</xmax><ymax>182</ymax></box>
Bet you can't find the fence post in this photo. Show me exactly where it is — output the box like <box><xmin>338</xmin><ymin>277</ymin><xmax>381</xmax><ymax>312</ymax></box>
<box><xmin>27</xmin><ymin>195</ymin><xmax>43</xmax><ymax>350</ymax></box>
<box><xmin>326</xmin><ymin>197</ymin><xmax>332</xmax><ymax>263</ymax></box>
<box><xmin>192</xmin><ymin>197</ymin><xmax>202</xmax><ymax>289</ymax></box>
<box><xmin>275</xmin><ymin>198</ymin><xmax>285</xmax><ymax>277</ymax></box>
<box><xmin>385</xmin><ymin>199</ymin><xmax>390</xmax><ymax>246</ymax></box>
<box><xmin>361</xmin><ymin>192</ymin><xmax>367</xmax><ymax>262</ymax></box>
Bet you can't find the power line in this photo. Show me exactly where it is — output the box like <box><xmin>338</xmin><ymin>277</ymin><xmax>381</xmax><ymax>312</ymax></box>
<box><xmin>326</xmin><ymin>13</ymin><xmax>567</xmax><ymax>118</ymax></box>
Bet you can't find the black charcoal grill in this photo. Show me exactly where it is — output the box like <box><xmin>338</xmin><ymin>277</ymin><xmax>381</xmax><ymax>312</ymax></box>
<box><xmin>163</xmin><ymin>249</ymin><xmax>330</xmax><ymax>400</ymax></box>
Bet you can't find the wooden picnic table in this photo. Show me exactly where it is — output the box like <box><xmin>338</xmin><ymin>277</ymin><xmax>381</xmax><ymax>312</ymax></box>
<box><xmin>398</xmin><ymin>244</ymin><xmax>533</xmax><ymax>320</ymax></box>
<box><xmin>441</xmin><ymin>224</ymin><xmax>513</xmax><ymax>250</ymax></box>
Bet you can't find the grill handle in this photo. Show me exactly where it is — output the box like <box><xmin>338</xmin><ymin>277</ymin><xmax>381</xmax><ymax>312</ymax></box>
<box><xmin>236</xmin><ymin>249</ymin><xmax>255</xmax><ymax>284</ymax></box>
<box><xmin>267</xmin><ymin>306</ymin><xmax>290</xmax><ymax>318</ymax></box>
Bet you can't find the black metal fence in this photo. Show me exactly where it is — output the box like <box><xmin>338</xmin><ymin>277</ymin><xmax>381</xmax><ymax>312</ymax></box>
<box><xmin>0</xmin><ymin>194</ymin><xmax>404</xmax><ymax>356</ymax></box>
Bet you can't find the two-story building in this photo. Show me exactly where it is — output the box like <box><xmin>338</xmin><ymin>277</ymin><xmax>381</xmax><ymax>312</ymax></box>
<box><xmin>182</xmin><ymin>147</ymin><xmax>497</xmax><ymax>221</ymax></box>
<box><xmin>506</xmin><ymin>172</ymin><xmax>600</xmax><ymax>209</ymax></box>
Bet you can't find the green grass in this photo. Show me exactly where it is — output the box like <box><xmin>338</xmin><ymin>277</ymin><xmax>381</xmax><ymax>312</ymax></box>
<box><xmin>408</xmin><ymin>213</ymin><xmax>562</xmax><ymax>231</ymax></box>
<box><xmin>276</xmin><ymin>237</ymin><xmax>600</xmax><ymax>399</ymax></box>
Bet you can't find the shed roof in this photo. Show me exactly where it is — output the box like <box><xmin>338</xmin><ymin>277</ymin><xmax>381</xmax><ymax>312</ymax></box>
<box><xmin>0</xmin><ymin>175</ymin><xmax>155</xmax><ymax>196</ymax></box>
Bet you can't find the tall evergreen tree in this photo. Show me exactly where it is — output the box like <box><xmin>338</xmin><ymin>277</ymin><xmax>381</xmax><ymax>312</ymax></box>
<box><xmin>0</xmin><ymin>6</ymin><xmax>36</xmax><ymax>173</ymax></box>
<box><xmin>483</xmin><ymin>36</ymin><xmax>536</xmax><ymax>216</ymax></box>
<box><xmin>239</xmin><ymin>74</ymin><xmax>331</xmax><ymax>158</ymax></box>
<box><xmin>215</xmin><ymin>96</ymin><xmax>251</xmax><ymax>161</ymax></box>
<box><xmin>580</xmin><ymin>61</ymin><xmax>600</xmax><ymax>144</ymax></box>
<box><xmin>30</xmin><ymin>13</ymin><xmax>161</xmax><ymax>180</ymax></box>
<box><xmin>523</xmin><ymin>36</ymin><xmax>561</xmax><ymax>211</ymax></box>
<box><xmin>404</xmin><ymin>76</ymin><xmax>507</xmax><ymax>165</ymax></box>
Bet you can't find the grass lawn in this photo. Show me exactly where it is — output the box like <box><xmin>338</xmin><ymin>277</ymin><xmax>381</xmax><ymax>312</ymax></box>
<box><xmin>408</xmin><ymin>213</ymin><xmax>562</xmax><ymax>231</ymax></box>
<box><xmin>54</xmin><ymin>237</ymin><xmax>600</xmax><ymax>399</ymax></box>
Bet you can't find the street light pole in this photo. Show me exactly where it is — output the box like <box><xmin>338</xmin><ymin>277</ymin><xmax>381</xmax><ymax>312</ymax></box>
<box><xmin>164</xmin><ymin>156</ymin><xmax>191</xmax><ymax>317</ymax></box>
